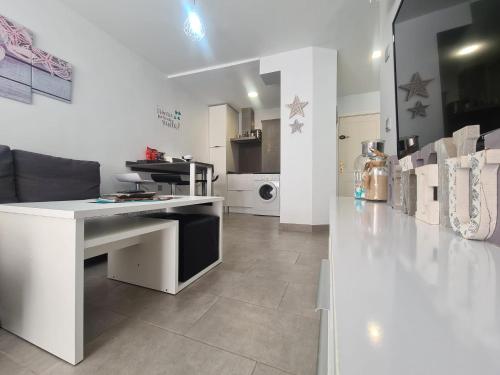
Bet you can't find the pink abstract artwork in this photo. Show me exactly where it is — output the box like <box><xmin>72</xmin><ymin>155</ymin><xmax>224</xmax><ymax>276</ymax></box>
<box><xmin>32</xmin><ymin>48</ymin><xmax>72</xmax><ymax>80</ymax></box>
<box><xmin>0</xmin><ymin>13</ymin><xmax>73</xmax><ymax>104</ymax></box>
<box><xmin>0</xmin><ymin>14</ymin><xmax>33</xmax><ymax>103</ymax></box>
<box><xmin>0</xmin><ymin>15</ymin><xmax>32</xmax><ymax>61</ymax></box>
<box><xmin>32</xmin><ymin>46</ymin><xmax>73</xmax><ymax>102</ymax></box>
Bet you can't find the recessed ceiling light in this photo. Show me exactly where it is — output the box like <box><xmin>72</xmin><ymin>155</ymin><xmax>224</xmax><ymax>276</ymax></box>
<box><xmin>248</xmin><ymin>91</ymin><xmax>258</xmax><ymax>98</ymax></box>
<box><xmin>456</xmin><ymin>43</ymin><xmax>482</xmax><ymax>57</ymax></box>
<box><xmin>367</xmin><ymin>321</ymin><xmax>383</xmax><ymax>345</ymax></box>
<box><xmin>371</xmin><ymin>50</ymin><xmax>382</xmax><ymax>60</ymax></box>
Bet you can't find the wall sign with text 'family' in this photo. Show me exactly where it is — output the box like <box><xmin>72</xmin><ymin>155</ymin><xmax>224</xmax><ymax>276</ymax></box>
<box><xmin>157</xmin><ymin>106</ymin><xmax>181</xmax><ymax>130</ymax></box>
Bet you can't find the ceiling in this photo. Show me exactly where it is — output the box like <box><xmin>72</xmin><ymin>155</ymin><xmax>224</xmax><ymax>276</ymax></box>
<box><xmin>61</xmin><ymin>0</ymin><xmax>381</xmax><ymax>97</ymax></box>
<box><xmin>171</xmin><ymin>60</ymin><xmax>280</xmax><ymax>110</ymax></box>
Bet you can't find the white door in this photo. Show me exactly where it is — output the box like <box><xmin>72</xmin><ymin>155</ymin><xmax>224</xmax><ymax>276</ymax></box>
<box><xmin>338</xmin><ymin>113</ymin><xmax>380</xmax><ymax>197</ymax></box>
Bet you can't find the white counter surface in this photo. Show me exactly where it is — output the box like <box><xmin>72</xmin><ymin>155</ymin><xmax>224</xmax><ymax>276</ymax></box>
<box><xmin>0</xmin><ymin>196</ymin><xmax>224</xmax><ymax>219</ymax></box>
<box><xmin>330</xmin><ymin>197</ymin><xmax>500</xmax><ymax>375</ymax></box>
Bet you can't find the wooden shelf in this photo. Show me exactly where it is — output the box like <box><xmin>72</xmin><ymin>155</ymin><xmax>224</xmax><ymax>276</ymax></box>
<box><xmin>230</xmin><ymin>137</ymin><xmax>262</xmax><ymax>144</ymax></box>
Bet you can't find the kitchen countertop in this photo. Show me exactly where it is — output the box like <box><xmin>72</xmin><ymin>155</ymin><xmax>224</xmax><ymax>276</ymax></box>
<box><xmin>330</xmin><ymin>197</ymin><xmax>500</xmax><ymax>375</ymax></box>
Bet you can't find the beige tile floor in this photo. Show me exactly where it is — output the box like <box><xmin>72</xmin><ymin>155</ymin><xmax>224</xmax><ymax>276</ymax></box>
<box><xmin>0</xmin><ymin>213</ymin><xmax>328</xmax><ymax>375</ymax></box>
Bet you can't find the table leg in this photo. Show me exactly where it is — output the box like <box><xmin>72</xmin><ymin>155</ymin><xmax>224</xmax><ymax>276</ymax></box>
<box><xmin>0</xmin><ymin>213</ymin><xmax>84</xmax><ymax>365</ymax></box>
<box><xmin>108</xmin><ymin>221</ymin><xmax>179</xmax><ymax>294</ymax></box>
<box><xmin>190</xmin><ymin>163</ymin><xmax>196</xmax><ymax>196</ymax></box>
<box><xmin>201</xmin><ymin>169</ymin><xmax>207</xmax><ymax>196</ymax></box>
<box><xmin>207</xmin><ymin>167</ymin><xmax>213</xmax><ymax>196</ymax></box>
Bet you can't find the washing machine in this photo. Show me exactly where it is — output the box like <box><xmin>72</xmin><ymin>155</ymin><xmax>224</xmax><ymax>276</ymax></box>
<box><xmin>253</xmin><ymin>174</ymin><xmax>280</xmax><ymax>216</ymax></box>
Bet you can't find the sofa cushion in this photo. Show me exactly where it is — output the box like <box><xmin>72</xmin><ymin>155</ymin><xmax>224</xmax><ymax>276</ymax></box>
<box><xmin>0</xmin><ymin>145</ymin><xmax>18</xmax><ymax>203</ymax></box>
<box><xmin>13</xmin><ymin>150</ymin><xmax>100</xmax><ymax>202</ymax></box>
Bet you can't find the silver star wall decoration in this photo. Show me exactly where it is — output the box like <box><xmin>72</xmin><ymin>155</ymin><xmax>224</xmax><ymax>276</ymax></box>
<box><xmin>290</xmin><ymin>119</ymin><xmax>304</xmax><ymax>134</ymax></box>
<box><xmin>287</xmin><ymin>95</ymin><xmax>308</xmax><ymax>118</ymax></box>
<box><xmin>398</xmin><ymin>72</ymin><xmax>433</xmax><ymax>101</ymax></box>
<box><xmin>408</xmin><ymin>101</ymin><xmax>429</xmax><ymax>119</ymax></box>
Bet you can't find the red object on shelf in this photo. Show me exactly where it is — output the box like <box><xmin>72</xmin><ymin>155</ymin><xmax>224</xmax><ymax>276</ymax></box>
<box><xmin>146</xmin><ymin>147</ymin><xmax>158</xmax><ymax>161</ymax></box>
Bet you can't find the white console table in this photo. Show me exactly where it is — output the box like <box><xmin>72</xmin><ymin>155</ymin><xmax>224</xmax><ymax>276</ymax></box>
<box><xmin>0</xmin><ymin>196</ymin><xmax>223</xmax><ymax>365</ymax></box>
<box><xmin>326</xmin><ymin>197</ymin><xmax>500</xmax><ymax>375</ymax></box>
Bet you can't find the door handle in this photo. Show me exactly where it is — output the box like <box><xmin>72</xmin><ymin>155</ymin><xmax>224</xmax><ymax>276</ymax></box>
<box><xmin>339</xmin><ymin>135</ymin><xmax>350</xmax><ymax>140</ymax></box>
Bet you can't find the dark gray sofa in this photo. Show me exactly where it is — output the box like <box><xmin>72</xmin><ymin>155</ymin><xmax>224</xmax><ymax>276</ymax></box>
<box><xmin>0</xmin><ymin>145</ymin><xmax>100</xmax><ymax>203</ymax></box>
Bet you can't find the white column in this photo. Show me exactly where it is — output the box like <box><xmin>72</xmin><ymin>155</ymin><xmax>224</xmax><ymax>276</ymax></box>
<box><xmin>260</xmin><ymin>47</ymin><xmax>338</xmax><ymax>226</ymax></box>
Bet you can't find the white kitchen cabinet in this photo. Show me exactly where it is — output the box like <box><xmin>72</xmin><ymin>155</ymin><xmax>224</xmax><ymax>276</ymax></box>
<box><xmin>209</xmin><ymin>105</ymin><xmax>239</xmax><ymax>148</ymax></box>
<box><xmin>209</xmin><ymin>104</ymin><xmax>239</xmax><ymax>205</ymax></box>
<box><xmin>227</xmin><ymin>173</ymin><xmax>255</xmax><ymax>213</ymax></box>
<box><xmin>209</xmin><ymin>146</ymin><xmax>226</xmax><ymax>174</ymax></box>
<box><xmin>227</xmin><ymin>174</ymin><xmax>254</xmax><ymax>191</ymax></box>
<box><xmin>227</xmin><ymin>190</ymin><xmax>254</xmax><ymax>208</ymax></box>
<box><xmin>209</xmin><ymin>105</ymin><xmax>227</xmax><ymax>147</ymax></box>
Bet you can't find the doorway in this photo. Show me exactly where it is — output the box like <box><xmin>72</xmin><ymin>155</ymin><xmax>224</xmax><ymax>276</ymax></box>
<box><xmin>337</xmin><ymin>113</ymin><xmax>380</xmax><ymax>197</ymax></box>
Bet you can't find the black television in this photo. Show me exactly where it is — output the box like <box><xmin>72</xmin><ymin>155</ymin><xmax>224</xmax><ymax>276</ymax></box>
<box><xmin>393</xmin><ymin>0</ymin><xmax>500</xmax><ymax>156</ymax></box>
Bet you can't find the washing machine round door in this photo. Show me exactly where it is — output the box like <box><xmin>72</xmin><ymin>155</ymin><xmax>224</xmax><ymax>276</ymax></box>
<box><xmin>258</xmin><ymin>181</ymin><xmax>278</xmax><ymax>203</ymax></box>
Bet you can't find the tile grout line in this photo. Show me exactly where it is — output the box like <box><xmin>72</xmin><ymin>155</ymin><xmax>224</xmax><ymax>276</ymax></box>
<box><xmin>250</xmin><ymin>361</ymin><xmax>258</xmax><ymax>375</ymax></box>
<box><xmin>294</xmin><ymin>253</ymin><xmax>301</xmax><ymax>265</ymax></box>
<box><xmin>276</xmin><ymin>282</ymin><xmax>290</xmax><ymax>311</ymax></box>
<box><xmin>0</xmin><ymin>348</ymin><xmax>38</xmax><ymax>374</ymax></box>
<box><xmin>100</xmin><ymin>291</ymin><xmax>220</xmax><ymax>331</ymax></box>
<box><xmin>180</xmin><ymin>333</ymin><xmax>297</xmax><ymax>375</ymax></box>
<box><xmin>181</xmin><ymin>294</ymin><xmax>221</xmax><ymax>330</ymax></box>
<box><xmin>139</xmin><ymin>307</ymin><xmax>302</xmax><ymax>375</ymax></box>
<box><xmin>143</xmin><ymin>320</ymin><xmax>261</xmax><ymax>368</ymax></box>
<box><xmin>255</xmin><ymin>362</ymin><xmax>297</xmax><ymax>375</ymax></box>
<box><xmin>102</xmin><ymin>285</ymin><xmax>311</xmax><ymax>331</ymax></box>
<box><xmin>219</xmin><ymin>293</ymin><xmax>282</xmax><ymax>310</ymax></box>
<box><xmin>39</xmin><ymin>360</ymin><xmax>62</xmax><ymax>375</ymax></box>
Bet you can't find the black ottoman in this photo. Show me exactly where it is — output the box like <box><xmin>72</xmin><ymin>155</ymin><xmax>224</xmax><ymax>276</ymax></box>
<box><xmin>146</xmin><ymin>213</ymin><xmax>220</xmax><ymax>282</ymax></box>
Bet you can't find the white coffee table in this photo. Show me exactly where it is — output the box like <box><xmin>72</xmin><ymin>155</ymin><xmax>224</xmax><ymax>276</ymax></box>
<box><xmin>0</xmin><ymin>196</ymin><xmax>223</xmax><ymax>365</ymax></box>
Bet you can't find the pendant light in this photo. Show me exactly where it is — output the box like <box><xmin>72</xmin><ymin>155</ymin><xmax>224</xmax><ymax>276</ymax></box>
<box><xmin>184</xmin><ymin>0</ymin><xmax>205</xmax><ymax>41</ymax></box>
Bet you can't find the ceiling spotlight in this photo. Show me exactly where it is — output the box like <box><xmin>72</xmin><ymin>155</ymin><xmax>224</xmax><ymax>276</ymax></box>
<box><xmin>456</xmin><ymin>43</ymin><xmax>482</xmax><ymax>57</ymax></box>
<box><xmin>372</xmin><ymin>50</ymin><xmax>382</xmax><ymax>60</ymax></box>
<box><xmin>248</xmin><ymin>91</ymin><xmax>258</xmax><ymax>98</ymax></box>
<box><xmin>367</xmin><ymin>321</ymin><xmax>383</xmax><ymax>345</ymax></box>
<box><xmin>184</xmin><ymin>1</ymin><xmax>205</xmax><ymax>41</ymax></box>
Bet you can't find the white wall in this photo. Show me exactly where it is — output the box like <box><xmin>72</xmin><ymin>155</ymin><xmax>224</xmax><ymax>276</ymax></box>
<box><xmin>254</xmin><ymin>107</ymin><xmax>280</xmax><ymax>130</ymax></box>
<box><xmin>338</xmin><ymin>91</ymin><xmax>380</xmax><ymax>117</ymax></box>
<box><xmin>0</xmin><ymin>0</ymin><xmax>208</xmax><ymax>194</ymax></box>
<box><xmin>261</xmin><ymin>47</ymin><xmax>337</xmax><ymax>226</ymax></box>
